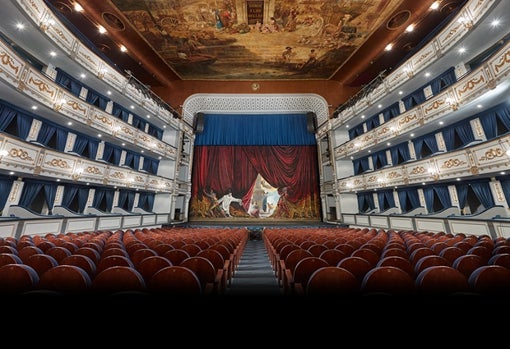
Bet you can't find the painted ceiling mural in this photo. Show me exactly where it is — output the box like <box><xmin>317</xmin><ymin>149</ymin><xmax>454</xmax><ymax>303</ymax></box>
<box><xmin>111</xmin><ymin>0</ymin><xmax>403</xmax><ymax>80</ymax></box>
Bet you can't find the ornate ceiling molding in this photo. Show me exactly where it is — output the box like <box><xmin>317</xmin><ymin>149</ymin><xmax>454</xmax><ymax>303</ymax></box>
<box><xmin>182</xmin><ymin>93</ymin><xmax>329</xmax><ymax>126</ymax></box>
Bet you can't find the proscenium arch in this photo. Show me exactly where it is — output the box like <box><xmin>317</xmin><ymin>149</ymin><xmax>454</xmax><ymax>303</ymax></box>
<box><xmin>181</xmin><ymin>93</ymin><xmax>329</xmax><ymax>128</ymax></box>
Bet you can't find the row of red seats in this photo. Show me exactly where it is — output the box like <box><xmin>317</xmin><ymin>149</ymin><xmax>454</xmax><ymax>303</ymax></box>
<box><xmin>0</xmin><ymin>227</ymin><xmax>248</xmax><ymax>295</ymax></box>
<box><xmin>264</xmin><ymin>227</ymin><xmax>510</xmax><ymax>295</ymax></box>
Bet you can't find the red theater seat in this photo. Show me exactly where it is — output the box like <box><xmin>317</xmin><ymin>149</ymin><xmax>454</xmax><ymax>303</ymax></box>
<box><xmin>92</xmin><ymin>266</ymin><xmax>146</xmax><ymax>295</ymax></box>
<box><xmin>292</xmin><ymin>257</ymin><xmax>329</xmax><ymax>295</ymax></box>
<box><xmin>361</xmin><ymin>266</ymin><xmax>415</xmax><ymax>295</ymax></box>
<box><xmin>163</xmin><ymin>249</ymin><xmax>190</xmax><ymax>266</ymax></box>
<box><xmin>0</xmin><ymin>253</ymin><xmax>23</xmax><ymax>267</ymax></box>
<box><xmin>0</xmin><ymin>264</ymin><xmax>39</xmax><ymax>294</ymax></box>
<box><xmin>148</xmin><ymin>266</ymin><xmax>202</xmax><ymax>294</ymax></box>
<box><xmin>136</xmin><ymin>255</ymin><xmax>172</xmax><ymax>283</ymax></box>
<box><xmin>306</xmin><ymin>266</ymin><xmax>359</xmax><ymax>295</ymax></box>
<box><xmin>38</xmin><ymin>265</ymin><xmax>91</xmax><ymax>294</ymax></box>
<box><xmin>337</xmin><ymin>256</ymin><xmax>373</xmax><ymax>283</ymax></box>
<box><xmin>25</xmin><ymin>254</ymin><xmax>59</xmax><ymax>277</ymax></box>
<box><xmin>488</xmin><ymin>253</ymin><xmax>510</xmax><ymax>269</ymax></box>
<box><xmin>468</xmin><ymin>265</ymin><xmax>510</xmax><ymax>295</ymax></box>
<box><xmin>415</xmin><ymin>265</ymin><xmax>470</xmax><ymax>295</ymax></box>
<box><xmin>180</xmin><ymin>256</ymin><xmax>217</xmax><ymax>294</ymax></box>
<box><xmin>376</xmin><ymin>256</ymin><xmax>414</xmax><ymax>277</ymax></box>
<box><xmin>319</xmin><ymin>249</ymin><xmax>346</xmax><ymax>266</ymax></box>
<box><xmin>61</xmin><ymin>254</ymin><xmax>97</xmax><ymax>278</ymax></box>
<box><xmin>452</xmin><ymin>254</ymin><xmax>484</xmax><ymax>278</ymax></box>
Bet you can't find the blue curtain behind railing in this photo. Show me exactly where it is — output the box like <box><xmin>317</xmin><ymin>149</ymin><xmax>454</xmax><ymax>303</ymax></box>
<box><xmin>0</xmin><ymin>175</ymin><xmax>14</xmax><ymax>213</ymax></box>
<box><xmin>194</xmin><ymin>113</ymin><xmax>317</xmax><ymax>146</ymax></box>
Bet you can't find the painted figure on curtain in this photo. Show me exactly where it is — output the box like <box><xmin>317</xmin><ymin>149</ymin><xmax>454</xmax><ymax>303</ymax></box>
<box><xmin>188</xmin><ymin>147</ymin><xmax>322</xmax><ymax>223</ymax></box>
<box><xmin>110</xmin><ymin>0</ymin><xmax>401</xmax><ymax>80</ymax></box>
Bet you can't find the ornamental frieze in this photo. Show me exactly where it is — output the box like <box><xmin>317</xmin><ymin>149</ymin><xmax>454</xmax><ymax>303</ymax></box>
<box><xmin>494</xmin><ymin>50</ymin><xmax>510</xmax><ymax>74</ymax></box>
<box><xmin>442</xmin><ymin>22</ymin><xmax>461</xmax><ymax>42</ymax></box>
<box><xmin>49</xmin><ymin>27</ymin><xmax>71</xmax><ymax>47</ymax></box>
<box><xmin>94</xmin><ymin>113</ymin><xmax>113</xmax><ymax>126</ymax></box>
<box><xmin>457</xmin><ymin>76</ymin><xmax>485</xmax><ymax>97</ymax></box>
<box><xmin>28</xmin><ymin>77</ymin><xmax>54</xmax><ymax>97</ymax></box>
<box><xmin>85</xmin><ymin>166</ymin><xmax>101</xmax><ymax>175</ymax></box>
<box><xmin>367</xmin><ymin>175</ymin><xmax>376</xmax><ymax>183</ymax></box>
<box><xmin>110</xmin><ymin>172</ymin><xmax>126</xmax><ymax>179</ymax></box>
<box><xmin>46</xmin><ymin>158</ymin><xmax>70</xmax><ymax>169</ymax></box>
<box><xmin>67</xmin><ymin>100</ymin><xmax>86</xmax><ymax>113</ymax></box>
<box><xmin>409</xmin><ymin>166</ymin><xmax>426</xmax><ymax>175</ymax></box>
<box><xmin>377</xmin><ymin>127</ymin><xmax>390</xmax><ymax>136</ymax></box>
<box><xmin>398</xmin><ymin>114</ymin><xmax>417</xmax><ymax>126</ymax></box>
<box><xmin>121</xmin><ymin>126</ymin><xmax>134</xmax><ymax>136</ymax></box>
<box><xmin>424</xmin><ymin>99</ymin><xmax>445</xmax><ymax>114</ymax></box>
<box><xmin>0</xmin><ymin>52</ymin><xmax>19</xmax><ymax>74</ymax></box>
<box><xmin>414</xmin><ymin>49</ymin><xmax>433</xmax><ymax>66</ymax></box>
<box><xmin>9</xmin><ymin>148</ymin><xmax>33</xmax><ymax>161</ymax></box>
<box><xmin>441</xmin><ymin>158</ymin><xmax>466</xmax><ymax>169</ymax></box>
<box><xmin>77</xmin><ymin>51</ymin><xmax>96</xmax><ymax>66</ymax></box>
<box><xmin>479</xmin><ymin>147</ymin><xmax>504</xmax><ymax>161</ymax></box>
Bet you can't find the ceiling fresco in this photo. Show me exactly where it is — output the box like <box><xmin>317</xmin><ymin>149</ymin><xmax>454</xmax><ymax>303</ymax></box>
<box><xmin>110</xmin><ymin>0</ymin><xmax>404</xmax><ymax>80</ymax></box>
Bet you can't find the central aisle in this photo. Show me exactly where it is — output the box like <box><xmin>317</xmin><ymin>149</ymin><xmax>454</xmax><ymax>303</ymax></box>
<box><xmin>224</xmin><ymin>238</ymin><xmax>282</xmax><ymax>296</ymax></box>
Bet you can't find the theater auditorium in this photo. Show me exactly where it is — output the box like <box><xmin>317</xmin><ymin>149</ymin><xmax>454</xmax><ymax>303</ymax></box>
<box><xmin>0</xmin><ymin>0</ymin><xmax>510</xmax><ymax>306</ymax></box>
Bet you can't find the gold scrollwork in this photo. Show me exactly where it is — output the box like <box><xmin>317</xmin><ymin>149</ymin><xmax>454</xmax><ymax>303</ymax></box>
<box><xmin>122</xmin><ymin>126</ymin><xmax>134</xmax><ymax>135</ymax></box>
<box><xmin>441</xmin><ymin>158</ymin><xmax>466</xmax><ymax>168</ymax></box>
<box><xmin>68</xmin><ymin>101</ymin><xmax>86</xmax><ymax>113</ymax></box>
<box><xmin>47</xmin><ymin>158</ymin><xmax>70</xmax><ymax>168</ymax></box>
<box><xmin>494</xmin><ymin>51</ymin><xmax>510</xmax><ymax>73</ymax></box>
<box><xmin>479</xmin><ymin>148</ymin><xmax>504</xmax><ymax>161</ymax></box>
<box><xmin>409</xmin><ymin>166</ymin><xmax>426</xmax><ymax>175</ymax></box>
<box><xmin>29</xmin><ymin>77</ymin><xmax>54</xmax><ymax>97</ymax></box>
<box><xmin>457</xmin><ymin>76</ymin><xmax>485</xmax><ymax>97</ymax></box>
<box><xmin>398</xmin><ymin>114</ymin><xmax>417</xmax><ymax>126</ymax></box>
<box><xmin>0</xmin><ymin>52</ymin><xmax>19</xmax><ymax>74</ymax></box>
<box><xmin>111</xmin><ymin>172</ymin><xmax>126</xmax><ymax>179</ymax></box>
<box><xmin>85</xmin><ymin>166</ymin><xmax>101</xmax><ymax>175</ymax></box>
<box><xmin>9</xmin><ymin>148</ymin><xmax>33</xmax><ymax>161</ymax></box>
<box><xmin>424</xmin><ymin>100</ymin><xmax>445</xmax><ymax>113</ymax></box>
<box><xmin>94</xmin><ymin>114</ymin><xmax>113</xmax><ymax>126</ymax></box>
